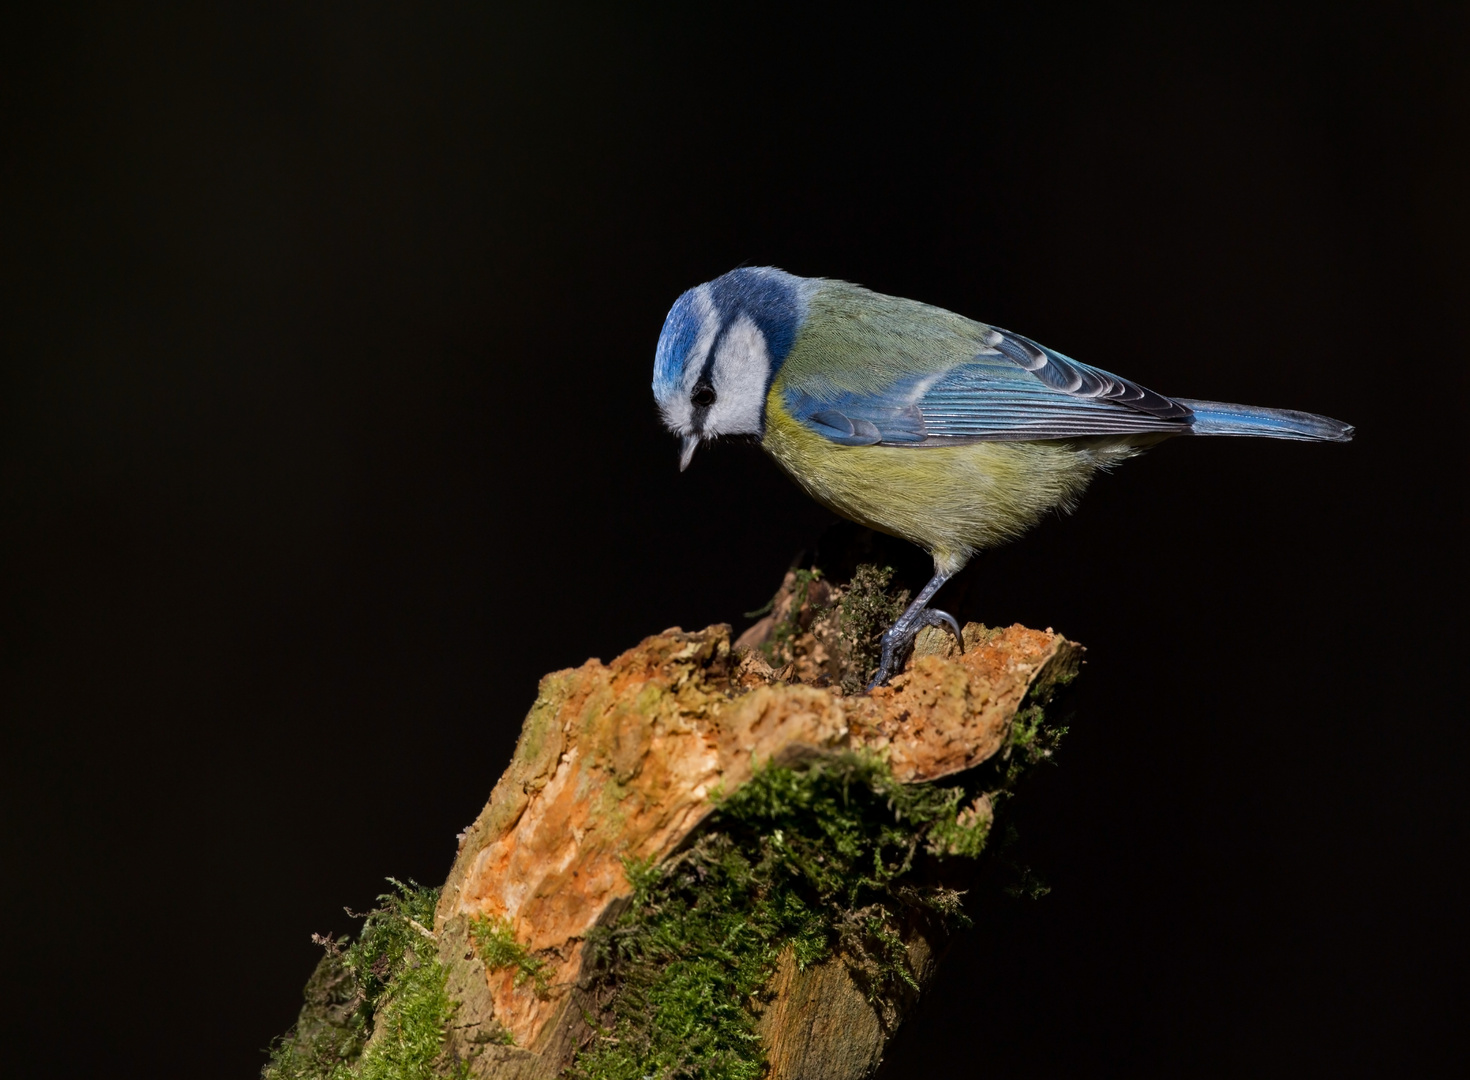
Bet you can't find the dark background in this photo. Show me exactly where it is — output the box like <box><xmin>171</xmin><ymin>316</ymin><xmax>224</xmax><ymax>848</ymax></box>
<box><xmin>2</xmin><ymin>3</ymin><xmax>1464</xmax><ymax>1075</ymax></box>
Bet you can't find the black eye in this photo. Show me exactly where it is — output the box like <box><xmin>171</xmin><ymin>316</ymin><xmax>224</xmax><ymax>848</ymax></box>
<box><xmin>692</xmin><ymin>385</ymin><xmax>716</xmax><ymax>408</ymax></box>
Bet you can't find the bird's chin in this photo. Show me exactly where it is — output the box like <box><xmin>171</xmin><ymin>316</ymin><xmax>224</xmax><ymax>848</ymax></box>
<box><xmin>678</xmin><ymin>434</ymin><xmax>700</xmax><ymax>472</ymax></box>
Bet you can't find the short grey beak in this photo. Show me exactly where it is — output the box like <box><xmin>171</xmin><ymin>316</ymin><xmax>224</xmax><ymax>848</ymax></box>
<box><xmin>678</xmin><ymin>434</ymin><xmax>700</xmax><ymax>472</ymax></box>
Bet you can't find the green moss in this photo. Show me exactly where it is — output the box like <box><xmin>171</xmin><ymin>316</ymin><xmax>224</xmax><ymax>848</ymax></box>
<box><xmin>742</xmin><ymin>597</ymin><xmax>776</xmax><ymax>619</ymax></box>
<box><xmin>263</xmin><ymin>880</ymin><xmax>470</xmax><ymax>1080</ymax></box>
<box><xmin>999</xmin><ymin>704</ymin><xmax>1068</xmax><ymax>790</ymax></box>
<box><xmin>835</xmin><ymin>565</ymin><xmax>909</xmax><ymax>694</ymax></box>
<box><xmin>570</xmin><ymin>753</ymin><xmax>988</xmax><ymax>1080</ymax></box>
<box><xmin>761</xmin><ymin>568</ymin><xmax>824</xmax><ymax>667</ymax></box>
<box><xmin>468</xmin><ymin>915</ymin><xmax>550</xmax><ymax>997</ymax></box>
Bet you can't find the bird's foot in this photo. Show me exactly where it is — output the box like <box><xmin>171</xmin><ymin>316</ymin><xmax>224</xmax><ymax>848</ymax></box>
<box><xmin>867</xmin><ymin>607</ymin><xmax>964</xmax><ymax>690</ymax></box>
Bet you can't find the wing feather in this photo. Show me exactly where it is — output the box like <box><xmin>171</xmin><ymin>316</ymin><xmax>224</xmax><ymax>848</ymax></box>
<box><xmin>783</xmin><ymin>325</ymin><xmax>1193</xmax><ymax>445</ymax></box>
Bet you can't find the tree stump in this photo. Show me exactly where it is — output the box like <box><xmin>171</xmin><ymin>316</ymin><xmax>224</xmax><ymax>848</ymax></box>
<box><xmin>265</xmin><ymin>567</ymin><xmax>1081</xmax><ymax>1080</ymax></box>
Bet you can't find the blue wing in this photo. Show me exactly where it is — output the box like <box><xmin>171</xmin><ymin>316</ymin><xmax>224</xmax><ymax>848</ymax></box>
<box><xmin>785</xmin><ymin>328</ymin><xmax>1194</xmax><ymax>445</ymax></box>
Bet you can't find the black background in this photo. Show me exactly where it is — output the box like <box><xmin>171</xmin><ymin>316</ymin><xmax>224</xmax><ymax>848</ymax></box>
<box><xmin>2</xmin><ymin>4</ymin><xmax>1464</xmax><ymax>1076</ymax></box>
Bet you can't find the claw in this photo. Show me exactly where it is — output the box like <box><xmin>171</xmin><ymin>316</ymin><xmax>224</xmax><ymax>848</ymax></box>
<box><xmin>922</xmin><ymin>608</ymin><xmax>965</xmax><ymax>653</ymax></box>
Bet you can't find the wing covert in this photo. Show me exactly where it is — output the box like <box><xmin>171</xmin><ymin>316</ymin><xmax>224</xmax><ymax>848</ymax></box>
<box><xmin>783</xmin><ymin>327</ymin><xmax>1194</xmax><ymax>445</ymax></box>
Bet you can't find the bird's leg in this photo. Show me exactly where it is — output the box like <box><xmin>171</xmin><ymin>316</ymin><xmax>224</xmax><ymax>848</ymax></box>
<box><xmin>868</xmin><ymin>570</ymin><xmax>964</xmax><ymax>690</ymax></box>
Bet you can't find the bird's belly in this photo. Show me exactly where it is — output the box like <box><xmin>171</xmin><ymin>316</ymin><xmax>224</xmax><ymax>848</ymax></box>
<box><xmin>762</xmin><ymin>406</ymin><xmax>1104</xmax><ymax>573</ymax></box>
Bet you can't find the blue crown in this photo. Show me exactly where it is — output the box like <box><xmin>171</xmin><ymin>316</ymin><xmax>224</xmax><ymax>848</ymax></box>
<box><xmin>652</xmin><ymin>268</ymin><xmax>809</xmax><ymax>398</ymax></box>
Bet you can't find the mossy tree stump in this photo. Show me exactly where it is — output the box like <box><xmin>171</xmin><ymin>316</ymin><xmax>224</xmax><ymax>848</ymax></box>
<box><xmin>266</xmin><ymin>568</ymin><xmax>1081</xmax><ymax>1080</ymax></box>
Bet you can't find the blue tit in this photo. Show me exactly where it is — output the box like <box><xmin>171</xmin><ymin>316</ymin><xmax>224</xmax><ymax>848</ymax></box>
<box><xmin>652</xmin><ymin>267</ymin><xmax>1353</xmax><ymax>687</ymax></box>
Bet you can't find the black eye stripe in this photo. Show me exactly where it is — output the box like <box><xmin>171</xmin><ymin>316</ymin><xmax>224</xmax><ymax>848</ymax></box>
<box><xmin>690</xmin><ymin>315</ymin><xmax>728</xmax><ymax>419</ymax></box>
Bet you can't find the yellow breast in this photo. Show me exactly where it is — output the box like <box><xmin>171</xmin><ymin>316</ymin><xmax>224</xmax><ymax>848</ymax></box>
<box><xmin>760</xmin><ymin>393</ymin><xmax>1113</xmax><ymax>574</ymax></box>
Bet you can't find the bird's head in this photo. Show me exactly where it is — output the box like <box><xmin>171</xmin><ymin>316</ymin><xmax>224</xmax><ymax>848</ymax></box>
<box><xmin>652</xmin><ymin>267</ymin><xmax>810</xmax><ymax>470</ymax></box>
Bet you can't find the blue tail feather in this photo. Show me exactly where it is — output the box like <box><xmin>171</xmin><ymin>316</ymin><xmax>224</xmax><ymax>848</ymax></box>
<box><xmin>1175</xmin><ymin>399</ymin><xmax>1354</xmax><ymax>443</ymax></box>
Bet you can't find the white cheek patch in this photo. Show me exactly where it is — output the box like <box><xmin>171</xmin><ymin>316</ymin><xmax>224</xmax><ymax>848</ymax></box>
<box><xmin>706</xmin><ymin>314</ymin><xmax>771</xmax><ymax>437</ymax></box>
